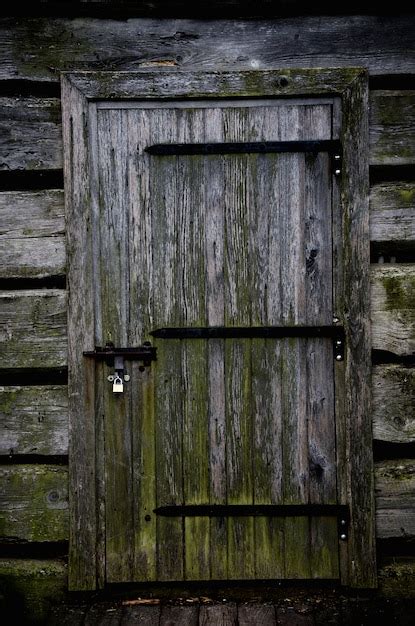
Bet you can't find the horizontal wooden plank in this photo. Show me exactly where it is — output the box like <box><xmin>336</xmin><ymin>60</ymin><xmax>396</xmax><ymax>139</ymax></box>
<box><xmin>0</xmin><ymin>558</ymin><xmax>67</xmax><ymax>624</ymax></box>
<box><xmin>375</xmin><ymin>460</ymin><xmax>415</xmax><ymax>540</ymax></box>
<box><xmin>0</xmin><ymin>290</ymin><xmax>67</xmax><ymax>369</ymax></box>
<box><xmin>370</xmin><ymin>182</ymin><xmax>415</xmax><ymax>244</ymax></box>
<box><xmin>372</xmin><ymin>366</ymin><xmax>415</xmax><ymax>444</ymax></box>
<box><xmin>370</xmin><ymin>91</ymin><xmax>415</xmax><ymax>165</ymax></box>
<box><xmin>1</xmin><ymin>91</ymin><xmax>415</xmax><ymax>172</ymax></box>
<box><xmin>0</xmin><ymin>386</ymin><xmax>68</xmax><ymax>455</ymax></box>
<box><xmin>0</xmin><ymin>190</ymin><xmax>65</xmax><ymax>278</ymax></box>
<box><xmin>371</xmin><ymin>264</ymin><xmax>415</xmax><ymax>356</ymax></box>
<box><xmin>0</xmin><ymin>97</ymin><xmax>62</xmax><ymax>171</ymax></box>
<box><xmin>1</xmin><ymin>16</ymin><xmax>414</xmax><ymax>83</ymax></box>
<box><xmin>0</xmin><ymin>465</ymin><xmax>68</xmax><ymax>542</ymax></box>
<box><xmin>0</xmin><ymin>460</ymin><xmax>411</xmax><ymax>545</ymax></box>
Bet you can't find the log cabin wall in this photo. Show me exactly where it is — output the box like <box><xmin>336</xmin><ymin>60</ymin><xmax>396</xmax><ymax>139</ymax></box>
<box><xmin>0</xmin><ymin>3</ymin><xmax>414</xmax><ymax>619</ymax></box>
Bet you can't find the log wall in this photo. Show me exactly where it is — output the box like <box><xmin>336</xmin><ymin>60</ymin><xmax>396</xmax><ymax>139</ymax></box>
<box><xmin>0</xmin><ymin>7</ymin><xmax>414</xmax><ymax>615</ymax></box>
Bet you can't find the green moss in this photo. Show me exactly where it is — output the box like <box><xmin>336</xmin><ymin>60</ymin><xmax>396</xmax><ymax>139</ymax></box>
<box><xmin>382</xmin><ymin>275</ymin><xmax>415</xmax><ymax>311</ymax></box>
<box><xmin>399</xmin><ymin>188</ymin><xmax>415</xmax><ymax>205</ymax></box>
<box><xmin>0</xmin><ymin>389</ymin><xmax>18</xmax><ymax>415</ymax></box>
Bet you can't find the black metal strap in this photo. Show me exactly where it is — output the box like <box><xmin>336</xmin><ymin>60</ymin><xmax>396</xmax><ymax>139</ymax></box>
<box><xmin>151</xmin><ymin>326</ymin><xmax>344</xmax><ymax>340</ymax></box>
<box><xmin>145</xmin><ymin>139</ymin><xmax>342</xmax><ymax>157</ymax></box>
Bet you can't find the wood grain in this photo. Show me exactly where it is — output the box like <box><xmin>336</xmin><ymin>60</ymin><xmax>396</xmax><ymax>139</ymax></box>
<box><xmin>370</xmin><ymin>182</ymin><xmax>415</xmax><ymax>245</ymax></box>
<box><xmin>372</xmin><ymin>365</ymin><xmax>415</xmax><ymax>444</ymax></box>
<box><xmin>0</xmin><ymin>97</ymin><xmax>62</xmax><ymax>170</ymax></box>
<box><xmin>199</xmin><ymin>604</ymin><xmax>237</xmax><ymax>625</ymax></box>
<box><xmin>0</xmin><ymin>190</ymin><xmax>65</xmax><ymax>279</ymax></box>
<box><xmin>0</xmin><ymin>465</ymin><xmax>68</xmax><ymax>542</ymax></box>
<box><xmin>0</xmin><ymin>385</ymin><xmax>68</xmax><ymax>455</ymax></box>
<box><xmin>375</xmin><ymin>459</ymin><xmax>415</xmax><ymax>539</ymax></box>
<box><xmin>2</xmin><ymin>16</ymin><xmax>414</xmax><ymax>83</ymax></box>
<box><xmin>370</xmin><ymin>91</ymin><xmax>415</xmax><ymax>166</ymax></box>
<box><xmin>0</xmin><ymin>290</ymin><xmax>67</xmax><ymax>370</ymax></box>
<box><xmin>159</xmin><ymin>605</ymin><xmax>199</xmax><ymax>625</ymax></box>
<box><xmin>237</xmin><ymin>604</ymin><xmax>276</xmax><ymax>625</ymax></box>
<box><xmin>371</xmin><ymin>264</ymin><xmax>415</xmax><ymax>356</ymax></box>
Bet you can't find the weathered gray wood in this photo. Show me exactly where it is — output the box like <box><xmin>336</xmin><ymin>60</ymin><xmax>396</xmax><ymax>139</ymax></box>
<box><xmin>237</xmin><ymin>604</ymin><xmax>276</xmax><ymax>625</ymax></box>
<box><xmin>0</xmin><ymin>190</ymin><xmax>65</xmax><ymax>279</ymax></box>
<box><xmin>3</xmin><ymin>92</ymin><xmax>414</xmax><ymax>173</ymax></box>
<box><xmin>199</xmin><ymin>604</ymin><xmax>237</xmax><ymax>625</ymax></box>
<box><xmin>372</xmin><ymin>366</ymin><xmax>415</xmax><ymax>443</ymax></box>
<box><xmin>0</xmin><ymin>97</ymin><xmax>62</xmax><ymax>170</ymax></box>
<box><xmin>0</xmin><ymin>559</ymin><xmax>67</xmax><ymax>624</ymax></box>
<box><xmin>371</xmin><ymin>264</ymin><xmax>415</xmax><ymax>356</ymax></box>
<box><xmin>375</xmin><ymin>460</ymin><xmax>415</xmax><ymax>540</ymax></box>
<box><xmin>159</xmin><ymin>605</ymin><xmax>199</xmax><ymax>625</ymax></box>
<box><xmin>84</xmin><ymin>603</ymin><xmax>123</xmax><ymax>626</ymax></box>
<box><xmin>2</xmin><ymin>16</ymin><xmax>414</xmax><ymax>83</ymax></box>
<box><xmin>0</xmin><ymin>290</ymin><xmax>67</xmax><ymax>369</ymax></box>
<box><xmin>340</xmin><ymin>70</ymin><xmax>375</xmax><ymax>587</ymax></box>
<box><xmin>0</xmin><ymin>465</ymin><xmax>68</xmax><ymax>542</ymax></box>
<box><xmin>276</xmin><ymin>608</ymin><xmax>315</xmax><ymax>626</ymax></box>
<box><xmin>61</xmin><ymin>75</ymin><xmax>97</xmax><ymax>590</ymax></box>
<box><xmin>370</xmin><ymin>182</ymin><xmax>415</xmax><ymax>244</ymax></box>
<box><xmin>0</xmin><ymin>385</ymin><xmax>68</xmax><ymax>455</ymax></box>
<box><xmin>370</xmin><ymin>91</ymin><xmax>415</xmax><ymax>166</ymax></box>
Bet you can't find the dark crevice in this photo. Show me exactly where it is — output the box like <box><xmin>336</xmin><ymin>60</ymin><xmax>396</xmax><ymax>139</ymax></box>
<box><xmin>370</xmin><ymin>165</ymin><xmax>415</xmax><ymax>185</ymax></box>
<box><xmin>0</xmin><ymin>276</ymin><xmax>66</xmax><ymax>290</ymax></box>
<box><xmin>370</xmin><ymin>74</ymin><xmax>415</xmax><ymax>90</ymax></box>
<box><xmin>0</xmin><ymin>454</ymin><xmax>68</xmax><ymax>465</ymax></box>
<box><xmin>0</xmin><ymin>541</ymin><xmax>68</xmax><ymax>559</ymax></box>
<box><xmin>377</xmin><ymin>538</ymin><xmax>415</xmax><ymax>558</ymax></box>
<box><xmin>1</xmin><ymin>3</ymin><xmax>413</xmax><ymax>19</ymax></box>
<box><xmin>373</xmin><ymin>440</ymin><xmax>415</xmax><ymax>462</ymax></box>
<box><xmin>370</xmin><ymin>244</ymin><xmax>415</xmax><ymax>264</ymax></box>
<box><xmin>0</xmin><ymin>80</ymin><xmax>61</xmax><ymax>98</ymax></box>
<box><xmin>372</xmin><ymin>350</ymin><xmax>415</xmax><ymax>366</ymax></box>
<box><xmin>0</xmin><ymin>170</ymin><xmax>64</xmax><ymax>191</ymax></box>
<box><xmin>0</xmin><ymin>368</ymin><xmax>68</xmax><ymax>386</ymax></box>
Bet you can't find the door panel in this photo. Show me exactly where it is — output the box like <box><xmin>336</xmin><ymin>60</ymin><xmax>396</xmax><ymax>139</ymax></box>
<box><xmin>96</xmin><ymin>100</ymin><xmax>339</xmax><ymax>582</ymax></box>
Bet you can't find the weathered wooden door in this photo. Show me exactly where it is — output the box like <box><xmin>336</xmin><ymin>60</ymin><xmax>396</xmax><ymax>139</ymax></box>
<box><xmin>63</xmin><ymin>70</ymin><xmax>375</xmax><ymax>590</ymax></box>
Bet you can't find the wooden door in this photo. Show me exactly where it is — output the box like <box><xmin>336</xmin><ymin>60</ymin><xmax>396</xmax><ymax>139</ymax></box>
<box><xmin>63</xmin><ymin>70</ymin><xmax>375</xmax><ymax>590</ymax></box>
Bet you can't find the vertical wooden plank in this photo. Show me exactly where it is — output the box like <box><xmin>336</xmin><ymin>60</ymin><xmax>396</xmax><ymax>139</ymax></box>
<box><xmin>128</xmin><ymin>108</ymin><xmax>157</xmax><ymax>582</ymax></box>
<box><xmin>238</xmin><ymin>604</ymin><xmax>276</xmax><ymax>626</ymax></box>
<box><xmin>97</xmin><ymin>108</ymin><xmax>134</xmax><ymax>583</ymax></box>
<box><xmin>62</xmin><ymin>76</ymin><xmax>97</xmax><ymax>591</ymax></box>
<box><xmin>151</xmin><ymin>109</ymin><xmax>184</xmax><ymax>581</ymax></box>
<box><xmin>199</xmin><ymin>604</ymin><xmax>238</xmax><ymax>625</ymax></box>
<box><xmin>223</xmin><ymin>108</ymin><xmax>254</xmax><ymax>579</ymax></box>
<box><xmin>342</xmin><ymin>72</ymin><xmax>376</xmax><ymax>587</ymax></box>
<box><xmin>204</xmin><ymin>109</ymin><xmax>227</xmax><ymax>581</ymax></box>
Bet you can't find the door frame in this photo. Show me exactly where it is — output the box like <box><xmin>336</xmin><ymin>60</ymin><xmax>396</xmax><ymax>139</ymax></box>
<box><xmin>61</xmin><ymin>68</ymin><xmax>374</xmax><ymax>590</ymax></box>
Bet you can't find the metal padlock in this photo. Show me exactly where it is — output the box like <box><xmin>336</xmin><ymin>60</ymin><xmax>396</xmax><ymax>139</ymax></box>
<box><xmin>112</xmin><ymin>375</ymin><xmax>124</xmax><ymax>393</ymax></box>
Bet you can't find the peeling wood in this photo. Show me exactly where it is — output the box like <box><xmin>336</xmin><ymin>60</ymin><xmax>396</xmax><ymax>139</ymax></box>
<box><xmin>372</xmin><ymin>366</ymin><xmax>415</xmax><ymax>444</ymax></box>
<box><xmin>0</xmin><ymin>385</ymin><xmax>68</xmax><ymax>455</ymax></box>
<box><xmin>0</xmin><ymin>290</ymin><xmax>67</xmax><ymax>369</ymax></box>
<box><xmin>0</xmin><ymin>465</ymin><xmax>68</xmax><ymax>542</ymax></box>
<box><xmin>371</xmin><ymin>264</ymin><xmax>415</xmax><ymax>356</ymax></box>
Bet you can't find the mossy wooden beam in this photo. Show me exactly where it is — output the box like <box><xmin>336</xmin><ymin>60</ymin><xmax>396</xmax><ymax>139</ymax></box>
<box><xmin>0</xmin><ymin>465</ymin><xmax>68</xmax><ymax>542</ymax></box>
<box><xmin>0</xmin><ymin>290</ymin><xmax>67</xmax><ymax>369</ymax></box>
<box><xmin>378</xmin><ymin>560</ymin><xmax>415</xmax><ymax>598</ymax></box>
<box><xmin>0</xmin><ymin>190</ymin><xmax>65</xmax><ymax>279</ymax></box>
<box><xmin>0</xmin><ymin>97</ymin><xmax>62</xmax><ymax>171</ymax></box>
<box><xmin>1</xmin><ymin>16</ymin><xmax>414</xmax><ymax>82</ymax></box>
<box><xmin>0</xmin><ymin>558</ymin><xmax>67</xmax><ymax>625</ymax></box>
<box><xmin>371</xmin><ymin>264</ymin><xmax>415</xmax><ymax>356</ymax></box>
<box><xmin>372</xmin><ymin>365</ymin><xmax>415</xmax><ymax>444</ymax></box>
<box><xmin>0</xmin><ymin>386</ymin><xmax>68</xmax><ymax>456</ymax></box>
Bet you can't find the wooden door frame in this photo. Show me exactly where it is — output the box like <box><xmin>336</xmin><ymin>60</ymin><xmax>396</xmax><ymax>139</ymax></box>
<box><xmin>61</xmin><ymin>68</ymin><xmax>374</xmax><ymax>590</ymax></box>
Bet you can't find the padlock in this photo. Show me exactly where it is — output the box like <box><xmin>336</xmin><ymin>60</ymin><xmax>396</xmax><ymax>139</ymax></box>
<box><xmin>112</xmin><ymin>375</ymin><xmax>124</xmax><ymax>393</ymax></box>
